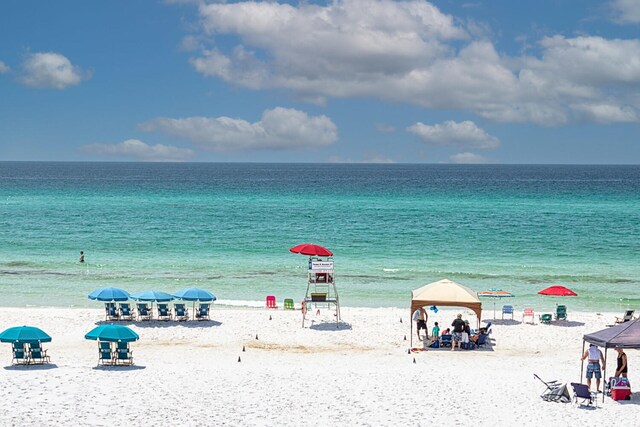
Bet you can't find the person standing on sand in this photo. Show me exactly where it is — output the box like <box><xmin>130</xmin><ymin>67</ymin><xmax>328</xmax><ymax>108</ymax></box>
<box><xmin>79</xmin><ymin>251</ymin><xmax>85</xmax><ymax>263</ymax></box>
<box><xmin>581</xmin><ymin>344</ymin><xmax>605</xmax><ymax>391</ymax></box>
<box><xmin>451</xmin><ymin>314</ymin><xmax>465</xmax><ymax>351</ymax></box>
<box><xmin>412</xmin><ymin>307</ymin><xmax>428</xmax><ymax>340</ymax></box>
<box><xmin>615</xmin><ymin>347</ymin><xmax>628</xmax><ymax>378</ymax></box>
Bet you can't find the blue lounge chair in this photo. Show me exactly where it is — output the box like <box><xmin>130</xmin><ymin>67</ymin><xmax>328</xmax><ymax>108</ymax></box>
<box><xmin>28</xmin><ymin>341</ymin><xmax>50</xmax><ymax>364</ymax></box>
<box><xmin>11</xmin><ymin>342</ymin><xmax>28</xmax><ymax>365</ymax></box>
<box><xmin>502</xmin><ymin>305</ymin><xmax>514</xmax><ymax>320</ymax></box>
<box><xmin>174</xmin><ymin>303</ymin><xmax>189</xmax><ymax>321</ymax></box>
<box><xmin>195</xmin><ymin>303</ymin><xmax>210</xmax><ymax>321</ymax></box>
<box><xmin>115</xmin><ymin>342</ymin><xmax>133</xmax><ymax>366</ymax></box>
<box><xmin>157</xmin><ymin>304</ymin><xmax>171</xmax><ymax>321</ymax></box>
<box><xmin>105</xmin><ymin>302</ymin><xmax>119</xmax><ymax>321</ymax></box>
<box><xmin>555</xmin><ymin>305</ymin><xmax>567</xmax><ymax>321</ymax></box>
<box><xmin>476</xmin><ymin>333</ymin><xmax>488</xmax><ymax>348</ymax></box>
<box><xmin>137</xmin><ymin>303</ymin><xmax>152</xmax><ymax>321</ymax></box>
<box><xmin>119</xmin><ymin>303</ymin><xmax>134</xmax><ymax>321</ymax></box>
<box><xmin>615</xmin><ymin>310</ymin><xmax>635</xmax><ymax>324</ymax></box>
<box><xmin>98</xmin><ymin>341</ymin><xmax>114</xmax><ymax>366</ymax></box>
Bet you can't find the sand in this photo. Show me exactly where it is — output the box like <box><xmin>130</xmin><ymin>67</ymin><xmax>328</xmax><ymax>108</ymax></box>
<box><xmin>0</xmin><ymin>306</ymin><xmax>639</xmax><ymax>426</ymax></box>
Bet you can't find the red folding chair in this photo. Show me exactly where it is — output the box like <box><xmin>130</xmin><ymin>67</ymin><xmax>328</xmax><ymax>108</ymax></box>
<box><xmin>266</xmin><ymin>295</ymin><xmax>277</xmax><ymax>309</ymax></box>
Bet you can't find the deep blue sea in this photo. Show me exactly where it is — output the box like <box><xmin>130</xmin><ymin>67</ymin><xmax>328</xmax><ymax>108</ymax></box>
<box><xmin>1</xmin><ymin>162</ymin><xmax>639</xmax><ymax>312</ymax></box>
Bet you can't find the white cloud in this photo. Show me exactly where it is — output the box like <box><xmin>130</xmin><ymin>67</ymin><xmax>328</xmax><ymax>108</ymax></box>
<box><xmin>20</xmin><ymin>52</ymin><xmax>89</xmax><ymax>89</ymax></box>
<box><xmin>611</xmin><ymin>0</ymin><xmax>640</xmax><ymax>24</ymax></box>
<box><xmin>407</xmin><ymin>120</ymin><xmax>499</xmax><ymax>149</ymax></box>
<box><xmin>185</xmin><ymin>0</ymin><xmax>640</xmax><ymax>126</ymax></box>
<box><xmin>0</xmin><ymin>61</ymin><xmax>9</xmax><ymax>74</ymax></box>
<box><xmin>449</xmin><ymin>152</ymin><xmax>492</xmax><ymax>164</ymax></box>
<box><xmin>140</xmin><ymin>107</ymin><xmax>338</xmax><ymax>151</ymax></box>
<box><xmin>82</xmin><ymin>139</ymin><xmax>195</xmax><ymax>162</ymax></box>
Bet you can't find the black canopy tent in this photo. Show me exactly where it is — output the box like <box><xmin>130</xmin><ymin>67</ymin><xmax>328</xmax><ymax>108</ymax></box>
<box><xmin>582</xmin><ymin>318</ymin><xmax>640</xmax><ymax>400</ymax></box>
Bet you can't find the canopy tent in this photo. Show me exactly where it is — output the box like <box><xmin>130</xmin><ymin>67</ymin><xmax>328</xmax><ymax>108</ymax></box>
<box><xmin>581</xmin><ymin>318</ymin><xmax>640</xmax><ymax>400</ymax></box>
<box><xmin>410</xmin><ymin>279</ymin><xmax>482</xmax><ymax>347</ymax></box>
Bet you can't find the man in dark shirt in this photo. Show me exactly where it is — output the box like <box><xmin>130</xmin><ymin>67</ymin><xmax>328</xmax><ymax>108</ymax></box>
<box><xmin>451</xmin><ymin>314</ymin><xmax>466</xmax><ymax>351</ymax></box>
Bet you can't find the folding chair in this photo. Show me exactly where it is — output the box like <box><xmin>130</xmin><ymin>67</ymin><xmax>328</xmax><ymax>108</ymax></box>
<box><xmin>283</xmin><ymin>298</ymin><xmax>295</xmax><ymax>310</ymax></box>
<box><xmin>570</xmin><ymin>382</ymin><xmax>597</xmax><ymax>407</ymax></box>
<box><xmin>522</xmin><ymin>307</ymin><xmax>535</xmax><ymax>324</ymax></box>
<box><xmin>534</xmin><ymin>374</ymin><xmax>569</xmax><ymax>402</ymax></box>
<box><xmin>502</xmin><ymin>305</ymin><xmax>514</xmax><ymax>320</ymax></box>
<box><xmin>555</xmin><ymin>305</ymin><xmax>567</xmax><ymax>321</ymax></box>
<box><xmin>266</xmin><ymin>295</ymin><xmax>277</xmax><ymax>309</ymax></box>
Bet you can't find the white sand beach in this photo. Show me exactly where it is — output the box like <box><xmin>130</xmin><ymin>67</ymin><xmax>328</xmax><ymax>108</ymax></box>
<box><xmin>1</xmin><ymin>306</ymin><xmax>639</xmax><ymax>426</ymax></box>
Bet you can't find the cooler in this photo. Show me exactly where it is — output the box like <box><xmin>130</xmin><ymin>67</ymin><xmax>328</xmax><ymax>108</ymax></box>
<box><xmin>610</xmin><ymin>377</ymin><xmax>631</xmax><ymax>401</ymax></box>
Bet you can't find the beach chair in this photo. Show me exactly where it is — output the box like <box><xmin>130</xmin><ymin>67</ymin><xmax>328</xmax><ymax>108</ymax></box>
<box><xmin>615</xmin><ymin>310</ymin><xmax>635</xmax><ymax>324</ymax></box>
<box><xmin>439</xmin><ymin>334</ymin><xmax>452</xmax><ymax>348</ymax></box>
<box><xmin>476</xmin><ymin>333</ymin><xmax>488</xmax><ymax>348</ymax></box>
<box><xmin>28</xmin><ymin>341</ymin><xmax>50</xmax><ymax>364</ymax></box>
<box><xmin>137</xmin><ymin>303</ymin><xmax>152</xmax><ymax>321</ymax></box>
<box><xmin>11</xmin><ymin>342</ymin><xmax>28</xmax><ymax>365</ymax></box>
<box><xmin>195</xmin><ymin>303</ymin><xmax>210</xmax><ymax>321</ymax></box>
<box><xmin>534</xmin><ymin>374</ymin><xmax>570</xmax><ymax>402</ymax></box>
<box><xmin>266</xmin><ymin>295</ymin><xmax>277</xmax><ymax>309</ymax></box>
<box><xmin>119</xmin><ymin>303</ymin><xmax>134</xmax><ymax>321</ymax></box>
<box><xmin>283</xmin><ymin>298</ymin><xmax>295</xmax><ymax>310</ymax></box>
<box><xmin>157</xmin><ymin>304</ymin><xmax>171</xmax><ymax>321</ymax></box>
<box><xmin>98</xmin><ymin>341</ymin><xmax>114</xmax><ymax>366</ymax></box>
<box><xmin>174</xmin><ymin>303</ymin><xmax>189</xmax><ymax>321</ymax></box>
<box><xmin>115</xmin><ymin>342</ymin><xmax>133</xmax><ymax>366</ymax></box>
<box><xmin>555</xmin><ymin>305</ymin><xmax>567</xmax><ymax>321</ymax></box>
<box><xmin>502</xmin><ymin>305</ymin><xmax>514</xmax><ymax>320</ymax></box>
<box><xmin>539</xmin><ymin>314</ymin><xmax>552</xmax><ymax>324</ymax></box>
<box><xmin>522</xmin><ymin>308</ymin><xmax>535</xmax><ymax>324</ymax></box>
<box><xmin>570</xmin><ymin>382</ymin><xmax>596</xmax><ymax>407</ymax></box>
<box><xmin>105</xmin><ymin>302</ymin><xmax>119</xmax><ymax>321</ymax></box>
<box><xmin>480</xmin><ymin>321</ymin><xmax>492</xmax><ymax>335</ymax></box>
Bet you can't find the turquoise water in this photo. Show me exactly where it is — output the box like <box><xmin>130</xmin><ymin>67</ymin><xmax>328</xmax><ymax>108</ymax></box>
<box><xmin>1</xmin><ymin>162</ymin><xmax>639</xmax><ymax>311</ymax></box>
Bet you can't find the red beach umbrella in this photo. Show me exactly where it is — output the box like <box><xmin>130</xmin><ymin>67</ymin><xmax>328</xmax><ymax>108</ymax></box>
<box><xmin>537</xmin><ymin>285</ymin><xmax>577</xmax><ymax>297</ymax></box>
<box><xmin>289</xmin><ymin>243</ymin><xmax>333</xmax><ymax>257</ymax></box>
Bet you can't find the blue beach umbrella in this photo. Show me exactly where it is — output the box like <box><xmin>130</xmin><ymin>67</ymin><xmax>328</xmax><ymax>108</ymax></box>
<box><xmin>88</xmin><ymin>287</ymin><xmax>130</xmax><ymax>302</ymax></box>
<box><xmin>172</xmin><ymin>288</ymin><xmax>216</xmax><ymax>302</ymax></box>
<box><xmin>129</xmin><ymin>290</ymin><xmax>174</xmax><ymax>302</ymax></box>
<box><xmin>0</xmin><ymin>326</ymin><xmax>52</xmax><ymax>344</ymax></box>
<box><xmin>85</xmin><ymin>325</ymin><xmax>139</xmax><ymax>343</ymax></box>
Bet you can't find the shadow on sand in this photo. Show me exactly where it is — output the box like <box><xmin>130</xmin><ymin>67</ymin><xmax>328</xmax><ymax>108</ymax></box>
<box><xmin>487</xmin><ymin>319</ymin><xmax>522</xmax><ymax>326</ymax></box>
<box><xmin>92</xmin><ymin>365</ymin><xmax>146</xmax><ymax>372</ymax></box>
<box><xmin>4</xmin><ymin>363</ymin><xmax>59</xmax><ymax>371</ymax></box>
<box><xmin>94</xmin><ymin>320</ymin><xmax>222</xmax><ymax>328</ymax></box>
<box><xmin>308</xmin><ymin>321</ymin><xmax>352</xmax><ymax>331</ymax></box>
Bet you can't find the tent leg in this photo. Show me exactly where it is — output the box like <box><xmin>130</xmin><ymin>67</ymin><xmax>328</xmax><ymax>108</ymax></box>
<box><xmin>602</xmin><ymin>349</ymin><xmax>608</xmax><ymax>402</ymax></box>
<box><xmin>410</xmin><ymin>308</ymin><xmax>413</xmax><ymax>349</ymax></box>
<box><xmin>580</xmin><ymin>340</ymin><xmax>585</xmax><ymax>382</ymax></box>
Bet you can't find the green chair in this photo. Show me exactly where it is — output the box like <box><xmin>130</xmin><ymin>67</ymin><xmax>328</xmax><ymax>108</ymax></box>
<box><xmin>540</xmin><ymin>313</ymin><xmax>553</xmax><ymax>324</ymax></box>
<box><xmin>284</xmin><ymin>298</ymin><xmax>295</xmax><ymax>310</ymax></box>
<box><xmin>28</xmin><ymin>341</ymin><xmax>50</xmax><ymax>364</ymax></box>
<box><xmin>157</xmin><ymin>304</ymin><xmax>171</xmax><ymax>321</ymax></box>
<box><xmin>555</xmin><ymin>305</ymin><xmax>567</xmax><ymax>321</ymax></box>
<box><xmin>98</xmin><ymin>341</ymin><xmax>114</xmax><ymax>366</ymax></box>
<box><xmin>174</xmin><ymin>303</ymin><xmax>189</xmax><ymax>321</ymax></box>
<box><xmin>11</xmin><ymin>342</ymin><xmax>28</xmax><ymax>365</ymax></box>
<box><xmin>115</xmin><ymin>342</ymin><xmax>133</xmax><ymax>366</ymax></box>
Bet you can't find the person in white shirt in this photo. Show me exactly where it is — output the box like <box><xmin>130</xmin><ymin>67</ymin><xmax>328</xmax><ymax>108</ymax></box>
<box><xmin>412</xmin><ymin>307</ymin><xmax>428</xmax><ymax>341</ymax></box>
<box><xmin>581</xmin><ymin>344</ymin><xmax>605</xmax><ymax>391</ymax></box>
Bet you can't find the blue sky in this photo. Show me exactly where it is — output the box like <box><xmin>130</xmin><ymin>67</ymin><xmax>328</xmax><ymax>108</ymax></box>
<box><xmin>1</xmin><ymin>0</ymin><xmax>639</xmax><ymax>163</ymax></box>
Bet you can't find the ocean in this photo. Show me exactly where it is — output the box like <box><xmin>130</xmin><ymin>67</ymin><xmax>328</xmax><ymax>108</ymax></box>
<box><xmin>1</xmin><ymin>162</ymin><xmax>639</xmax><ymax>312</ymax></box>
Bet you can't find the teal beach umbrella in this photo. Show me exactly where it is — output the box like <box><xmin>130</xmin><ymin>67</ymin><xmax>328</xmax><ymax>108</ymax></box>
<box><xmin>85</xmin><ymin>325</ymin><xmax>139</xmax><ymax>342</ymax></box>
<box><xmin>172</xmin><ymin>288</ymin><xmax>216</xmax><ymax>302</ymax></box>
<box><xmin>88</xmin><ymin>287</ymin><xmax>130</xmax><ymax>302</ymax></box>
<box><xmin>0</xmin><ymin>326</ymin><xmax>52</xmax><ymax>344</ymax></box>
<box><xmin>130</xmin><ymin>290</ymin><xmax>174</xmax><ymax>302</ymax></box>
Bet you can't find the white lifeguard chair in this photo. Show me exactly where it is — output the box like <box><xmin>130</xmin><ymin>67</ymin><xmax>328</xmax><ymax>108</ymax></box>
<box><xmin>302</xmin><ymin>257</ymin><xmax>340</xmax><ymax>327</ymax></box>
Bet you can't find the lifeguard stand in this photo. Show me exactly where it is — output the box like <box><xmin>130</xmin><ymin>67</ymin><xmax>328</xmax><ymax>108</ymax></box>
<box><xmin>302</xmin><ymin>257</ymin><xmax>340</xmax><ymax>327</ymax></box>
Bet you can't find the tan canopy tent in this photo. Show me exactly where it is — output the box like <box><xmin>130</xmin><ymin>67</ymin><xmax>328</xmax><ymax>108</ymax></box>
<box><xmin>410</xmin><ymin>279</ymin><xmax>482</xmax><ymax>347</ymax></box>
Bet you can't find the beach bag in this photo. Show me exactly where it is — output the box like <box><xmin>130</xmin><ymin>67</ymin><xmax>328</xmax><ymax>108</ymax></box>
<box><xmin>429</xmin><ymin>340</ymin><xmax>439</xmax><ymax>348</ymax></box>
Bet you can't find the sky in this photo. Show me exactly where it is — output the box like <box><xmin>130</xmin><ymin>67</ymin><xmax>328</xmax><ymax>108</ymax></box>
<box><xmin>0</xmin><ymin>0</ymin><xmax>639</xmax><ymax>164</ymax></box>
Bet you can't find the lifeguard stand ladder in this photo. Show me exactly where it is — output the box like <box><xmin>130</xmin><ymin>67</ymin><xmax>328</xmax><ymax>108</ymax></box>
<box><xmin>302</xmin><ymin>258</ymin><xmax>340</xmax><ymax>327</ymax></box>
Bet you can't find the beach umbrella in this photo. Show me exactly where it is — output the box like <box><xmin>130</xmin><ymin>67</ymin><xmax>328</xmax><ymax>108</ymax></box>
<box><xmin>172</xmin><ymin>288</ymin><xmax>216</xmax><ymax>302</ymax></box>
<box><xmin>85</xmin><ymin>325</ymin><xmax>139</xmax><ymax>342</ymax></box>
<box><xmin>129</xmin><ymin>290</ymin><xmax>174</xmax><ymax>302</ymax></box>
<box><xmin>478</xmin><ymin>289</ymin><xmax>514</xmax><ymax>319</ymax></box>
<box><xmin>289</xmin><ymin>243</ymin><xmax>333</xmax><ymax>257</ymax></box>
<box><xmin>88</xmin><ymin>287</ymin><xmax>129</xmax><ymax>302</ymax></box>
<box><xmin>0</xmin><ymin>326</ymin><xmax>52</xmax><ymax>344</ymax></box>
<box><xmin>537</xmin><ymin>285</ymin><xmax>577</xmax><ymax>297</ymax></box>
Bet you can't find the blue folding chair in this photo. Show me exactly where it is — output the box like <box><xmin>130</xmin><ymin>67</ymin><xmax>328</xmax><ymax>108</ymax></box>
<box><xmin>502</xmin><ymin>305</ymin><xmax>514</xmax><ymax>320</ymax></box>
